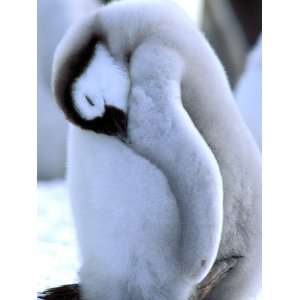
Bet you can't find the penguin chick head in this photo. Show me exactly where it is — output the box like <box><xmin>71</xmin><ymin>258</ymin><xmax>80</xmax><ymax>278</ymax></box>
<box><xmin>53</xmin><ymin>36</ymin><xmax>129</xmax><ymax>141</ymax></box>
<box><xmin>71</xmin><ymin>44</ymin><xmax>129</xmax><ymax>139</ymax></box>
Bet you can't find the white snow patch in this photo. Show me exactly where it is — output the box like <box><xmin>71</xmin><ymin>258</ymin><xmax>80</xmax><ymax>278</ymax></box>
<box><xmin>37</xmin><ymin>180</ymin><xmax>79</xmax><ymax>291</ymax></box>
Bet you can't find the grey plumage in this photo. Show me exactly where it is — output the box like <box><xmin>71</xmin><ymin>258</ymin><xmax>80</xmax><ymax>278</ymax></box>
<box><xmin>52</xmin><ymin>1</ymin><xmax>261</xmax><ymax>299</ymax></box>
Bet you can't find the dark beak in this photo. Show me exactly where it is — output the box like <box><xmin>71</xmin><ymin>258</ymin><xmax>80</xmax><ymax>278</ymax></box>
<box><xmin>73</xmin><ymin>102</ymin><xmax>130</xmax><ymax>144</ymax></box>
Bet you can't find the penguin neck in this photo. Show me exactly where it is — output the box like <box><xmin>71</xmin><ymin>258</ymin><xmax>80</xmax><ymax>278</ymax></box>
<box><xmin>129</xmin><ymin>97</ymin><xmax>223</xmax><ymax>281</ymax></box>
<box><xmin>127</xmin><ymin>42</ymin><xmax>223</xmax><ymax>280</ymax></box>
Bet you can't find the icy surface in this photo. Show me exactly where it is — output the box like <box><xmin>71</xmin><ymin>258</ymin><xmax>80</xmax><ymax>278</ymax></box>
<box><xmin>37</xmin><ymin>180</ymin><xmax>79</xmax><ymax>292</ymax></box>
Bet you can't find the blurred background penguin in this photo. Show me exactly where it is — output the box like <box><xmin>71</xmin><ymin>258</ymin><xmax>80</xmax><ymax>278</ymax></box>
<box><xmin>37</xmin><ymin>0</ymin><xmax>103</xmax><ymax>180</ymax></box>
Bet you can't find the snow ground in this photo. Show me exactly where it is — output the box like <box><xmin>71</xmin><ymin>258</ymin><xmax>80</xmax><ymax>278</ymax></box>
<box><xmin>37</xmin><ymin>180</ymin><xmax>79</xmax><ymax>292</ymax></box>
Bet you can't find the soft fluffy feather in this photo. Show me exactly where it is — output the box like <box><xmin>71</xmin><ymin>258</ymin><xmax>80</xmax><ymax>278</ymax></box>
<box><xmin>68</xmin><ymin>126</ymin><xmax>185</xmax><ymax>300</ymax></box>
<box><xmin>62</xmin><ymin>40</ymin><xmax>222</xmax><ymax>300</ymax></box>
<box><xmin>53</xmin><ymin>1</ymin><xmax>261</xmax><ymax>299</ymax></box>
<box><xmin>72</xmin><ymin>44</ymin><xmax>129</xmax><ymax>120</ymax></box>
<box><xmin>128</xmin><ymin>44</ymin><xmax>223</xmax><ymax>282</ymax></box>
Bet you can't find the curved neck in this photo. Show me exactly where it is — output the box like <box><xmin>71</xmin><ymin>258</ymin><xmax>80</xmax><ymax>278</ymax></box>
<box><xmin>135</xmin><ymin>100</ymin><xmax>223</xmax><ymax>280</ymax></box>
<box><xmin>128</xmin><ymin>43</ymin><xmax>223</xmax><ymax>280</ymax></box>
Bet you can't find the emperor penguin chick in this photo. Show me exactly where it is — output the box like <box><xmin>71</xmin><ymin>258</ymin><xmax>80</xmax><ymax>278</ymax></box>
<box><xmin>53</xmin><ymin>1</ymin><xmax>261</xmax><ymax>300</ymax></box>
<box><xmin>53</xmin><ymin>39</ymin><xmax>223</xmax><ymax>300</ymax></box>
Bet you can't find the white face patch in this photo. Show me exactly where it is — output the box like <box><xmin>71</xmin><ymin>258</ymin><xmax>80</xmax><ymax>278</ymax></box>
<box><xmin>72</xmin><ymin>44</ymin><xmax>130</xmax><ymax>120</ymax></box>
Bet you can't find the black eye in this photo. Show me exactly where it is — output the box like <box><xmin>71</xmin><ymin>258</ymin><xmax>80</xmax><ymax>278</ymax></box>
<box><xmin>85</xmin><ymin>95</ymin><xmax>95</xmax><ymax>106</ymax></box>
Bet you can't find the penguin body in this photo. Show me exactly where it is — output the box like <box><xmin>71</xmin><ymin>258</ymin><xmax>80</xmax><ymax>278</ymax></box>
<box><xmin>68</xmin><ymin>127</ymin><xmax>185</xmax><ymax>300</ymax></box>
<box><xmin>65</xmin><ymin>44</ymin><xmax>222</xmax><ymax>299</ymax></box>
<box><xmin>53</xmin><ymin>1</ymin><xmax>260</xmax><ymax>299</ymax></box>
<box><xmin>67</xmin><ymin>46</ymin><xmax>185</xmax><ymax>299</ymax></box>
